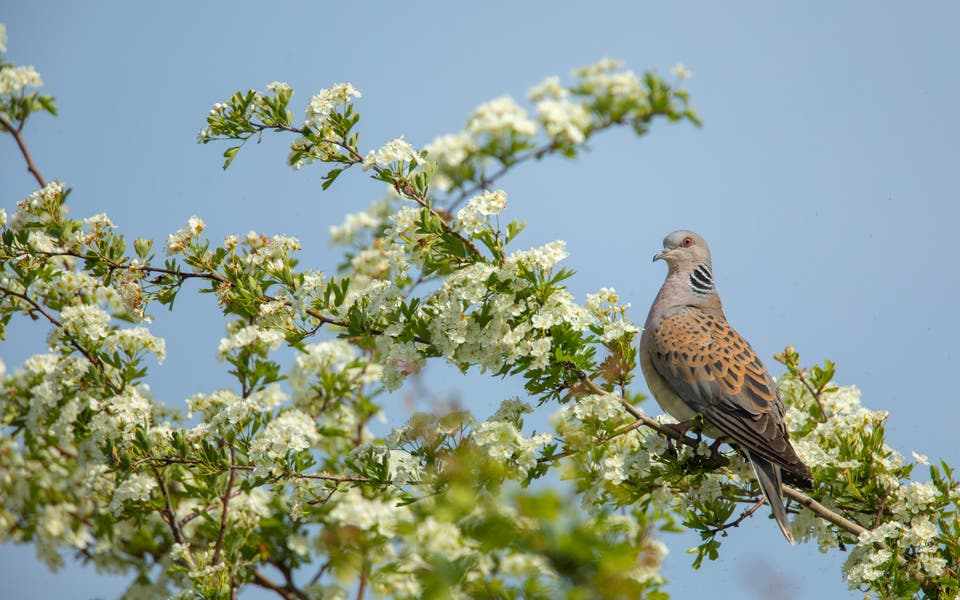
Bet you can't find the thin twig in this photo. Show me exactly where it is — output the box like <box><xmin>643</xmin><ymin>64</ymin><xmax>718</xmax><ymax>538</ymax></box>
<box><xmin>212</xmin><ymin>445</ymin><xmax>238</xmax><ymax>566</ymax></box>
<box><xmin>796</xmin><ymin>368</ymin><xmax>829</xmax><ymax>423</ymax></box>
<box><xmin>252</xmin><ymin>570</ymin><xmax>306</xmax><ymax>600</ymax></box>
<box><xmin>704</xmin><ymin>498</ymin><xmax>767</xmax><ymax>536</ymax></box>
<box><xmin>0</xmin><ymin>114</ymin><xmax>46</xmax><ymax>187</ymax></box>
<box><xmin>152</xmin><ymin>466</ymin><xmax>197</xmax><ymax>570</ymax></box>
<box><xmin>0</xmin><ymin>285</ymin><xmax>121</xmax><ymax>394</ymax></box>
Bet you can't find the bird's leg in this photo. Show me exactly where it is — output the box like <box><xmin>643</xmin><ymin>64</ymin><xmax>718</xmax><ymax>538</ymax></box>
<box><xmin>690</xmin><ymin>414</ymin><xmax>707</xmax><ymax>444</ymax></box>
<box><xmin>661</xmin><ymin>420</ymin><xmax>694</xmax><ymax>440</ymax></box>
<box><xmin>708</xmin><ymin>436</ymin><xmax>729</xmax><ymax>461</ymax></box>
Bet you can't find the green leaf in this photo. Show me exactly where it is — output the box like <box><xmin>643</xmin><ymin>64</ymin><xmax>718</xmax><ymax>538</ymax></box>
<box><xmin>222</xmin><ymin>145</ymin><xmax>240</xmax><ymax>170</ymax></box>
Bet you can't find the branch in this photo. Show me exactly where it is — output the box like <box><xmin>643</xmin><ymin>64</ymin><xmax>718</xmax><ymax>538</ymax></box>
<box><xmin>212</xmin><ymin>445</ymin><xmax>238</xmax><ymax>566</ymax></box>
<box><xmin>152</xmin><ymin>466</ymin><xmax>197</xmax><ymax>570</ymax></box>
<box><xmin>0</xmin><ymin>114</ymin><xmax>46</xmax><ymax>187</ymax></box>
<box><xmin>783</xmin><ymin>486</ymin><xmax>868</xmax><ymax>538</ymax></box>
<box><xmin>569</xmin><ymin>367</ymin><xmax>871</xmax><ymax>540</ymax></box>
<box><xmin>703</xmin><ymin>498</ymin><xmax>767</xmax><ymax>536</ymax></box>
<box><xmin>252</xmin><ymin>569</ymin><xmax>307</xmax><ymax>600</ymax></box>
<box><xmin>447</xmin><ymin>140</ymin><xmax>559</xmax><ymax>212</ymax></box>
<box><xmin>0</xmin><ymin>285</ymin><xmax>121</xmax><ymax>394</ymax></box>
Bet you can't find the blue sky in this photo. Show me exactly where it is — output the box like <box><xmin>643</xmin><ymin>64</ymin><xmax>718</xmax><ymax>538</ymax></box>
<box><xmin>2</xmin><ymin>2</ymin><xmax>959</xmax><ymax>598</ymax></box>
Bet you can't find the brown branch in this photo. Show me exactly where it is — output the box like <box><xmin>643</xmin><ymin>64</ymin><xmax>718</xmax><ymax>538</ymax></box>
<box><xmin>704</xmin><ymin>498</ymin><xmax>767</xmax><ymax>536</ymax></box>
<box><xmin>212</xmin><ymin>445</ymin><xmax>238</xmax><ymax>566</ymax></box>
<box><xmin>0</xmin><ymin>114</ymin><xmax>46</xmax><ymax>187</ymax></box>
<box><xmin>783</xmin><ymin>486</ymin><xmax>868</xmax><ymax>538</ymax></box>
<box><xmin>797</xmin><ymin>368</ymin><xmax>829</xmax><ymax>423</ymax></box>
<box><xmin>568</xmin><ymin>367</ymin><xmax>874</xmax><ymax>542</ymax></box>
<box><xmin>252</xmin><ymin>569</ymin><xmax>307</xmax><ymax>600</ymax></box>
<box><xmin>356</xmin><ymin>554</ymin><xmax>369</xmax><ymax>600</ymax></box>
<box><xmin>152</xmin><ymin>466</ymin><xmax>197</xmax><ymax>570</ymax></box>
<box><xmin>0</xmin><ymin>285</ymin><xmax>121</xmax><ymax>394</ymax></box>
<box><xmin>447</xmin><ymin>140</ymin><xmax>559</xmax><ymax>212</ymax></box>
<box><xmin>179</xmin><ymin>490</ymin><xmax>244</xmax><ymax>528</ymax></box>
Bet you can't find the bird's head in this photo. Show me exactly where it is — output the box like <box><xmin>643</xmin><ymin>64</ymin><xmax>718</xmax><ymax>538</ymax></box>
<box><xmin>653</xmin><ymin>230</ymin><xmax>711</xmax><ymax>270</ymax></box>
<box><xmin>653</xmin><ymin>230</ymin><xmax>718</xmax><ymax>301</ymax></box>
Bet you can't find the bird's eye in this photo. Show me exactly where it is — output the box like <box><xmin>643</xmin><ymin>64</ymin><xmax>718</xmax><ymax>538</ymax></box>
<box><xmin>681</xmin><ymin>237</ymin><xmax>693</xmax><ymax>248</ymax></box>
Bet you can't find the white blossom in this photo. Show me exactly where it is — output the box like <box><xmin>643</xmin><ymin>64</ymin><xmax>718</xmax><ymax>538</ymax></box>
<box><xmin>266</xmin><ymin>81</ymin><xmax>290</xmax><ymax>93</ymax></box>
<box><xmin>671</xmin><ymin>63</ymin><xmax>692</xmax><ymax>79</ymax></box>
<box><xmin>424</xmin><ymin>132</ymin><xmax>477</xmax><ymax>167</ymax></box>
<box><xmin>362</xmin><ymin>137</ymin><xmax>420</xmax><ymax>170</ymax></box>
<box><xmin>456</xmin><ymin>189</ymin><xmax>507</xmax><ymax>235</ymax></box>
<box><xmin>216</xmin><ymin>324</ymin><xmax>285</xmax><ymax>359</ymax></box>
<box><xmin>165</xmin><ymin>216</ymin><xmax>205</xmax><ymax>255</ymax></box>
<box><xmin>108</xmin><ymin>473</ymin><xmax>158</xmax><ymax>516</ymax></box>
<box><xmin>328</xmin><ymin>488</ymin><xmax>404</xmax><ymax>536</ymax></box>
<box><xmin>303</xmin><ymin>83</ymin><xmax>361</xmax><ymax>129</ymax></box>
<box><xmin>536</xmin><ymin>98</ymin><xmax>591</xmax><ymax>144</ymax></box>
<box><xmin>528</xmin><ymin>75</ymin><xmax>567</xmax><ymax>101</ymax></box>
<box><xmin>0</xmin><ymin>64</ymin><xmax>43</xmax><ymax>96</ymax></box>
<box><xmin>471</xmin><ymin>420</ymin><xmax>551</xmax><ymax>478</ymax></box>
<box><xmin>250</xmin><ymin>410</ymin><xmax>320</xmax><ymax>476</ymax></box>
<box><xmin>466</xmin><ymin>96</ymin><xmax>537</xmax><ymax>138</ymax></box>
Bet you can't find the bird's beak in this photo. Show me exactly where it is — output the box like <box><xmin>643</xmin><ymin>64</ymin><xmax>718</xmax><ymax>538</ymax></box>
<box><xmin>653</xmin><ymin>249</ymin><xmax>669</xmax><ymax>263</ymax></box>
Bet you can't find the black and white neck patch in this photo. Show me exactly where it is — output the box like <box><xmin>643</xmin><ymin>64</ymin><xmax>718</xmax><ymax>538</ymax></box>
<box><xmin>688</xmin><ymin>263</ymin><xmax>714</xmax><ymax>295</ymax></box>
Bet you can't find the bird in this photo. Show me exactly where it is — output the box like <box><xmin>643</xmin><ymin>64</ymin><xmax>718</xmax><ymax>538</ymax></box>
<box><xmin>639</xmin><ymin>229</ymin><xmax>812</xmax><ymax>543</ymax></box>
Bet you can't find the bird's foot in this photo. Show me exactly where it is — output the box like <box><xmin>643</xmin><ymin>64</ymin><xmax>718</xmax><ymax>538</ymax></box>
<box><xmin>708</xmin><ymin>436</ymin><xmax>729</xmax><ymax>461</ymax></box>
<box><xmin>662</xmin><ymin>420</ymin><xmax>694</xmax><ymax>439</ymax></box>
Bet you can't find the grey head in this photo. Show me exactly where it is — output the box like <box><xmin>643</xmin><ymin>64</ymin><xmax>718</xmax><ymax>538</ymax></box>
<box><xmin>651</xmin><ymin>229</ymin><xmax>720</xmax><ymax>306</ymax></box>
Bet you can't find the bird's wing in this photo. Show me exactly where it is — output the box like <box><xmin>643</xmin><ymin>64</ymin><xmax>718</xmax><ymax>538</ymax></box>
<box><xmin>646</xmin><ymin>307</ymin><xmax>808</xmax><ymax>476</ymax></box>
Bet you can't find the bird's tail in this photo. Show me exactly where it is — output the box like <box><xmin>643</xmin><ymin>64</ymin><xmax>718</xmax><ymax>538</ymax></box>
<box><xmin>747</xmin><ymin>450</ymin><xmax>794</xmax><ymax>544</ymax></box>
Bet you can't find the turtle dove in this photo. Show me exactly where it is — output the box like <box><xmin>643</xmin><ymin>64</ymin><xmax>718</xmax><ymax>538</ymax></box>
<box><xmin>639</xmin><ymin>230</ymin><xmax>812</xmax><ymax>543</ymax></box>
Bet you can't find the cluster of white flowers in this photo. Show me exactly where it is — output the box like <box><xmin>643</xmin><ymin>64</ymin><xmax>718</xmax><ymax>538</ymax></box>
<box><xmin>285</xmin><ymin>82</ymin><xmax>362</xmax><ymax>168</ymax></box>
<box><xmin>490</xmin><ymin>397</ymin><xmax>534</xmax><ymax>427</ymax></box>
<box><xmin>504</xmin><ymin>240</ymin><xmax>569</xmax><ymax>273</ymax></box>
<box><xmin>54</xmin><ymin>304</ymin><xmax>111</xmax><ymax>345</ymax></box>
<box><xmin>0</xmin><ymin>63</ymin><xmax>42</xmax><ymax>96</ymax></box>
<box><xmin>265</xmin><ymin>80</ymin><xmax>290</xmax><ymax>93</ymax></box>
<box><xmin>466</xmin><ymin>96</ymin><xmax>538</xmax><ymax>139</ymax></box>
<box><xmin>584</xmin><ymin>287</ymin><xmax>639</xmax><ymax>343</ymax></box>
<box><xmin>470</xmin><ymin>420</ymin><xmax>552</xmax><ymax>479</ymax></box>
<box><xmin>527</xmin><ymin>76</ymin><xmax>567</xmax><ymax>102</ymax></box>
<box><xmin>104</xmin><ymin>323</ymin><xmax>162</xmax><ymax>357</ymax></box>
<box><xmin>327</xmin><ymin>488</ymin><xmax>407</xmax><ymax>536</ymax></box>
<box><xmin>88</xmin><ymin>385</ymin><xmax>156</xmax><ymax>450</ymax></box>
<box><xmin>456</xmin><ymin>189</ymin><xmax>507</xmax><ymax>235</ymax></box>
<box><xmin>249</xmin><ymin>410</ymin><xmax>321</xmax><ymax>476</ymax></box>
<box><xmin>0</xmin><ymin>23</ymin><xmax>6</xmax><ymax>53</ymax></box>
<box><xmin>535</xmin><ymin>98</ymin><xmax>591</xmax><ymax>145</ymax></box>
<box><xmin>240</xmin><ymin>232</ymin><xmax>301</xmax><ymax>272</ymax></box>
<box><xmin>671</xmin><ymin>63</ymin><xmax>693</xmax><ymax>80</ymax></box>
<box><xmin>208</xmin><ymin>102</ymin><xmax>229</xmax><ymax>117</ymax></box>
<box><xmin>188</xmin><ymin>385</ymin><xmax>287</xmax><ymax>443</ymax></box>
<box><xmin>573</xmin><ymin>58</ymin><xmax>645</xmax><ymax>101</ymax></box>
<box><xmin>108</xmin><ymin>473</ymin><xmax>158</xmax><ymax>516</ymax></box>
<box><xmin>891</xmin><ymin>481</ymin><xmax>938</xmax><ymax>519</ymax></box>
<box><xmin>165</xmin><ymin>216</ymin><xmax>205</xmax><ymax>255</ymax></box>
<box><xmin>375</xmin><ymin>336</ymin><xmax>424</xmax><ymax>391</ymax></box>
<box><xmin>329</xmin><ymin>203</ymin><xmax>387</xmax><ymax>245</ymax></box>
<box><xmin>9</xmin><ymin>181</ymin><xmax>63</xmax><ymax>230</ymax></box>
<box><xmin>216</xmin><ymin>323</ymin><xmax>285</xmax><ymax>360</ymax></box>
<box><xmin>530</xmin><ymin>289</ymin><xmax>593</xmax><ymax>331</ymax></box>
<box><xmin>303</xmin><ymin>82</ymin><xmax>361</xmax><ymax>130</ymax></box>
<box><xmin>223</xmin><ymin>488</ymin><xmax>272</xmax><ymax>529</ymax></box>
<box><xmin>362</xmin><ymin>137</ymin><xmax>420</xmax><ymax>170</ymax></box>
<box><xmin>415</xmin><ymin>516</ymin><xmax>471</xmax><ymax>559</ymax></box>
<box><xmin>424</xmin><ymin>132</ymin><xmax>477</xmax><ymax>168</ymax></box>
<box><xmin>784</xmin><ymin>383</ymin><xmax>898</xmax><ymax>476</ymax></box>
